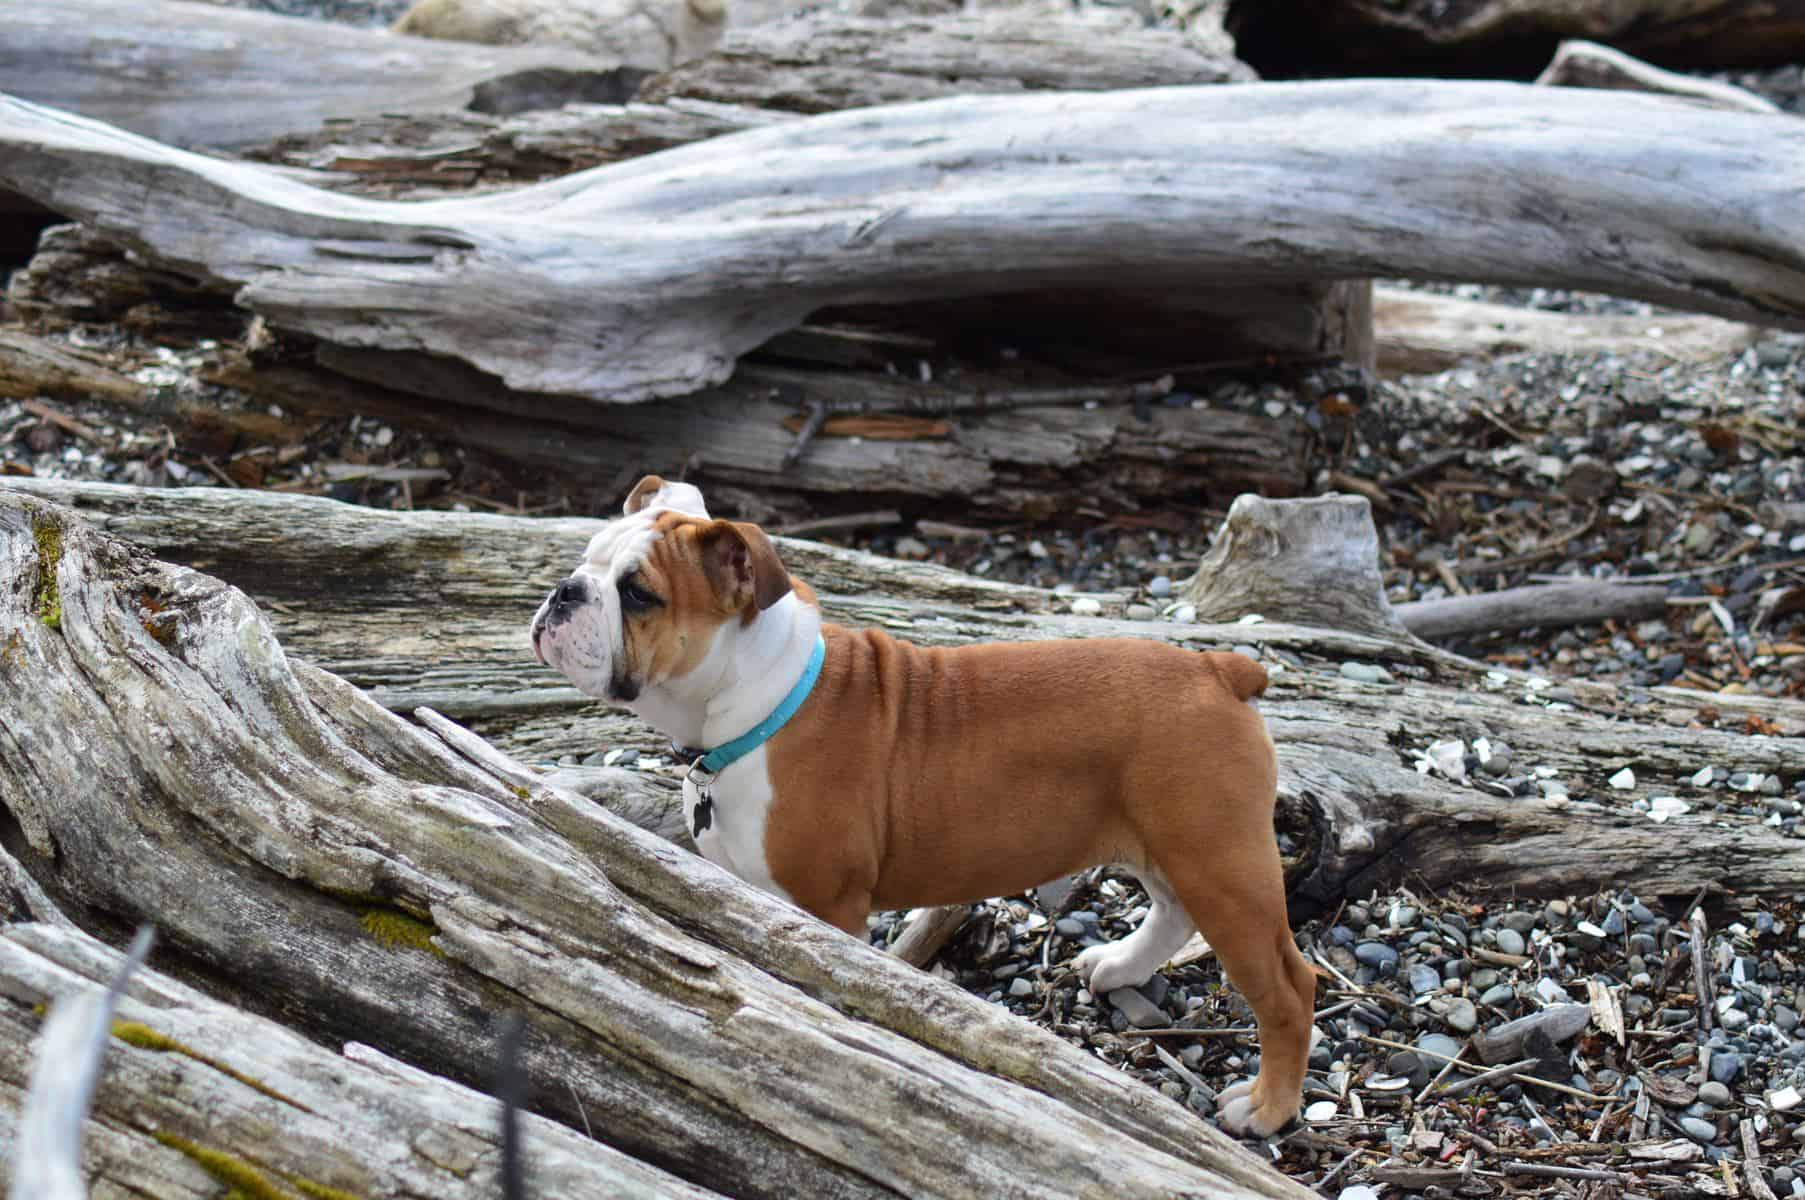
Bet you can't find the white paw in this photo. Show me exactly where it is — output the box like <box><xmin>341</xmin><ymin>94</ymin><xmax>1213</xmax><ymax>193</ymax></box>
<box><xmin>1073</xmin><ymin>943</ymin><xmax>1154</xmax><ymax>995</ymax></box>
<box><xmin>1214</xmin><ymin>1078</ymin><xmax>1294</xmax><ymax>1138</ymax></box>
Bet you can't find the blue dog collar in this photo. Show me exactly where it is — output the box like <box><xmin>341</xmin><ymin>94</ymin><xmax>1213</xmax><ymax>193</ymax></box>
<box><xmin>687</xmin><ymin>634</ymin><xmax>826</xmax><ymax>783</ymax></box>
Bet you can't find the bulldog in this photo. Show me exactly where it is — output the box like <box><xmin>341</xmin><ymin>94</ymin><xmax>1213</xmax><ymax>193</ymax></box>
<box><xmin>530</xmin><ymin>475</ymin><xmax>1314</xmax><ymax>1136</ymax></box>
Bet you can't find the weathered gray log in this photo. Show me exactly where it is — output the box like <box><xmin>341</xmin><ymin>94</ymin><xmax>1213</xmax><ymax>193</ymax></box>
<box><xmin>638</xmin><ymin>11</ymin><xmax>1254</xmax><ymax>112</ymax></box>
<box><xmin>1396</xmin><ymin>581</ymin><xmax>1673</xmax><ymax>642</ymax></box>
<box><xmin>5</xmin><ymin>478</ymin><xmax>1802</xmax><ymax>920</ymax></box>
<box><xmin>1534</xmin><ymin>39</ymin><xmax>1781</xmax><ymax>113</ymax></box>
<box><xmin>1184</xmin><ymin>494</ymin><xmax>1412</xmax><ymax>641</ymax></box>
<box><xmin>0</xmin><ymin>489</ymin><xmax>1306</xmax><ymax>1200</ymax></box>
<box><xmin>0</xmin><ymin>0</ymin><xmax>632</xmax><ymax>151</ymax></box>
<box><xmin>0</xmin><ymin>923</ymin><xmax>730</xmax><ymax>1200</ymax></box>
<box><xmin>1226</xmin><ymin>0</ymin><xmax>1805</xmax><ymax>80</ymax></box>
<box><xmin>6</xmin><ymin>81</ymin><xmax>1805</xmax><ymax>405</ymax></box>
<box><xmin>1373</xmin><ymin>285</ymin><xmax>1755</xmax><ymax>376</ymax></box>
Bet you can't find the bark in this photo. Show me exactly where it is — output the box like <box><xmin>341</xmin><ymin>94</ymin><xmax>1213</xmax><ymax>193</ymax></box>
<box><xmin>5</xmin><ymin>81</ymin><xmax>1805</xmax><ymax>406</ymax></box>
<box><xmin>1227</xmin><ymin>0</ymin><xmax>1805</xmax><ymax>80</ymax></box>
<box><xmin>5</xmin><ymin>478</ymin><xmax>1801</xmax><ymax>919</ymax></box>
<box><xmin>638</xmin><ymin>12</ymin><xmax>1254</xmax><ymax>113</ymax></box>
<box><xmin>1372</xmin><ymin>285</ymin><xmax>1755</xmax><ymax>377</ymax></box>
<box><xmin>0</xmin><ymin>0</ymin><xmax>634</xmax><ymax>151</ymax></box>
<box><xmin>0</xmin><ymin>488</ymin><xmax>1303</xmax><ymax>1200</ymax></box>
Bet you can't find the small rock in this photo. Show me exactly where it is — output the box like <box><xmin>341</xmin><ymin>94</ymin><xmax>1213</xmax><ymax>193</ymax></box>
<box><xmin>1008</xmin><ymin>977</ymin><xmax>1035</xmax><ymax>998</ymax></box>
<box><xmin>1502</xmin><ymin>911</ymin><xmax>1539</xmax><ymax>935</ymax></box>
<box><xmin>1480</xmin><ymin>984</ymin><xmax>1515</xmax><ymax>1008</ymax></box>
<box><xmin>1416</xmin><ymin>1033</ymin><xmax>1463</xmax><ymax>1061</ymax></box>
<box><xmin>1148</xmin><ymin>575</ymin><xmax>1173</xmax><ymax>598</ymax></box>
<box><xmin>1354</xmin><ymin>942</ymin><xmax>1400</xmax><ymax>970</ymax></box>
<box><xmin>1445</xmin><ymin>998</ymin><xmax>1479</xmax><ymax>1034</ymax></box>
<box><xmin>1609</xmin><ymin>767</ymin><xmax>1637</xmax><ymax>790</ymax></box>
<box><xmin>1304</xmin><ymin>1099</ymin><xmax>1338</xmax><ymax>1122</ymax></box>
<box><xmin>1769</xmin><ymin>1084</ymin><xmax>1802</xmax><ymax>1112</ymax></box>
<box><xmin>1495</xmin><ymin>928</ymin><xmax>1527</xmax><ymax>957</ymax></box>
<box><xmin>1679</xmin><ymin>1116</ymin><xmax>1719</xmax><ymax>1142</ymax></box>
<box><xmin>1170</xmin><ymin>603</ymin><xmax>1198</xmax><ymax>623</ymax></box>
<box><xmin>1054</xmin><ymin>918</ymin><xmax>1086</xmax><ymax>938</ymax></box>
<box><xmin>1339</xmin><ymin>661</ymin><xmax>1394</xmax><ymax>685</ymax></box>
<box><xmin>1070</xmin><ymin>597</ymin><xmax>1103</xmax><ymax>617</ymax></box>
<box><xmin>1535</xmin><ymin>977</ymin><xmax>1573</xmax><ymax>1004</ymax></box>
<box><xmin>895</xmin><ymin>536</ymin><xmax>931</xmax><ymax>560</ymax></box>
<box><xmin>1710</xmin><ymin>1051</ymin><xmax>1744</xmax><ymax>1085</ymax></box>
<box><xmin>1124</xmin><ymin>604</ymin><xmax>1157</xmax><ymax>621</ymax></box>
<box><xmin>1720</xmin><ymin>1007</ymin><xmax>1750</xmax><ymax>1033</ymax></box>
<box><xmin>1698</xmin><ymin>1081</ymin><xmax>1732</xmax><ymax>1107</ymax></box>
<box><xmin>1475</xmin><ymin>739</ymin><xmax>1512</xmax><ymax>776</ymax></box>
<box><xmin>1776</xmin><ymin>1005</ymin><xmax>1799</xmax><ymax>1034</ymax></box>
<box><xmin>1106</xmin><ymin>987</ymin><xmax>1167</xmax><ymax>1029</ymax></box>
<box><xmin>1408</xmin><ymin>964</ymin><xmax>1440</xmax><ymax>995</ymax></box>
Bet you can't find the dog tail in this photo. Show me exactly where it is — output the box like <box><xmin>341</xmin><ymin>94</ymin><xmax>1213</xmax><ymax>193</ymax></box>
<box><xmin>1206</xmin><ymin>650</ymin><xmax>1269</xmax><ymax>702</ymax></box>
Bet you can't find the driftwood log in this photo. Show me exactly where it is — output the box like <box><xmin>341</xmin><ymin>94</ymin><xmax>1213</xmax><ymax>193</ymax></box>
<box><xmin>1227</xmin><ymin>0</ymin><xmax>1805</xmax><ymax>79</ymax></box>
<box><xmin>0</xmin><ymin>488</ymin><xmax>1306</xmax><ymax>1200</ymax></box>
<box><xmin>6</xmin><ymin>477</ymin><xmax>1802</xmax><ymax>916</ymax></box>
<box><xmin>1372</xmin><ymin>285</ymin><xmax>1756</xmax><ymax>376</ymax></box>
<box><xmin>5</xmin><ymin>81</ymin><xmax>1805</xmax><ymax>406</ymax></box>
<box><xmin>0</xmin><ymin>0</ymin><xmax>632</xmax><ymax>151</ymax></box>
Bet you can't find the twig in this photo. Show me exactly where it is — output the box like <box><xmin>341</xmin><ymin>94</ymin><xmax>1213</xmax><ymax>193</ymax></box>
<box><xmin>20</xmin><ymin>398</ymin><xmax>106</xmax><ymax>445</ymax></box>
<box><xmin>780</xmin><ymin>398</ymin><xmax>828</xmax><ymax>470</ymax></box>
<box><xmin>1741</xmin><ymin>1119</ymin><xmax>1781</xmax><ymax>1200</ymax></box>
<box><xmin>1437</xmin><ymin>1057</ymin><xmax>1537</xmax><ymax>1099</ymax></box>
<box><xmin>1152</xmin><ymin>1043</ymin><xmax>1215</xmax><ymax>1100</ymax></box>
<box><xmin>1313</xmin><ymin>1148</ymin><xmax>1361</xmax><ymax>1194</ymax></box>
<box><xmin>1359</xmin><ymin>1035</ymin><xmax>1615</xmax><ymax>1102</ymax></box>
<box><xmin>771</xmin><ymin>509</ymin><xmax>903</xmax><ymax>537</ymax></box>
<box><xmin>1691</xmin><ymin>906</ymin><xmax>1715</xmax><ymax>1035</ymax></box>
<box><xmin>1122</xmin><ymin>1026</ymin><xmax>1256</xmax><ymax>1039</ymax></box>
<box><xmin>1504</xmin><ymin>1162</ymin><xmax>1622</xmax><ymax>1182</ymax></box>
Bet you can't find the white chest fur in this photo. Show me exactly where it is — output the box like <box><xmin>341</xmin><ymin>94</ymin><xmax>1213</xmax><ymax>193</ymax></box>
<box><xmin>684</xmin><ymin>746</ymin><xmax>793</xmax><ymax>904</ymax></box>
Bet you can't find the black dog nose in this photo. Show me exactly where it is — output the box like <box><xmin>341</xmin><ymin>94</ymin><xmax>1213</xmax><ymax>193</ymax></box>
<box><xmin>549</xmin><ymin>577</ymin><xmax>587</xmax><ymax>610</ymax></box>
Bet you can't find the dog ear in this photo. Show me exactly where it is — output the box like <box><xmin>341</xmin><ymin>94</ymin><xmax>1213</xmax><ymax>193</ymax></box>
<box><xmin>700</xmin><ymin>521</ymin><xmax>792</xmax><ymax>614</ymax></box>
<box><xmin>623</xmin><ymin>475</ymin><xmax>668</xmax><ymax>515</ymax></box>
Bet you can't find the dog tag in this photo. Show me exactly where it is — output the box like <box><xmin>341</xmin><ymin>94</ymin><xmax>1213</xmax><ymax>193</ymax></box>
<box><xmin>692</xmin><ymin>790</ymin><xmax>715</xmax><ymax>838</ymax></box>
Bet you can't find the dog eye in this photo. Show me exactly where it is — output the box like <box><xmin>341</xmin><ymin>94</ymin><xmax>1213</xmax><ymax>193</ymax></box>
<box><xmin>618</xmin><ymin>576</ymin><xmax>661</xmax><ymax>612</ymax></box>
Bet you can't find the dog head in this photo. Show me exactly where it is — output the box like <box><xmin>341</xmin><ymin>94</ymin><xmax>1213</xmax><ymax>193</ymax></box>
<box><xmin>530</xmin><ymin>476</ymin><xmax>792</xmax><ymax>703</ymax></box>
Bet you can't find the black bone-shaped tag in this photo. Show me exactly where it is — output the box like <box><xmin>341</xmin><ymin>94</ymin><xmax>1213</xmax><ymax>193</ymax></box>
<box><xmin>692</xmin><ymin>792</ymin><xmax>715</xmax><ymax>839</ymax></box>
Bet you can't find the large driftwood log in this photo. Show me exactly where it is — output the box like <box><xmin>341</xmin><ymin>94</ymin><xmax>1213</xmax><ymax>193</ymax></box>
<box><xmin>5</xmin><ymin>478</ymin><xmax>1801</xmax><ymax>917</ymax></box>
<box><xmin>0</xmin><ymin>0</ymin><xmax>631</xmax><ymax>151</ymax></box>
<box><xmin>1227</xmin><ymin>0</ymin><xmax>1805</xmax><ymax>79</ymax></box>
<box><xmin>2</xmin><ymin>924</ymin><xmax>730</xmax><ymax>1199</ymax></box>
<box><xmin>0</xmin><ymin>489</ymin><xmax>1302</xmax><ymax>1200</ymax></box>
<box><xmin>5</xmin><ymin>81</ymin><xmax>1805</xmax><ymax>405</ymax></box>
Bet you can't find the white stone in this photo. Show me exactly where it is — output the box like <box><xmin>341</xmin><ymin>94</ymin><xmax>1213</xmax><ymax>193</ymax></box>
<box><xmin>1069</xmin><ymin>597</ymin><xmax>1103</xmax><ymax>617</ymax></box>
<box><xmin>1305</xmin><ymin>1100</ymin><xmax>1339</xmax><ymax>1122</ymax></box>
<box><xmin>1609</xmin><ymin>767</ymin><xmax>1636</xmax><ymax>790</ymax></box>
<box><xmin>1770</xmin><ymin>1085</ymin><xmax>1802</xmax><ymax>1113</ymax></box>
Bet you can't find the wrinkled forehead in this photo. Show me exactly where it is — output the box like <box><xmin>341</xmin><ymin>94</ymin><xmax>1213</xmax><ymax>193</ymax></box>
<box><xmin>579</xmin><ymin>511</ymin><xmax>706</xmax><ymax>574</ymax></box>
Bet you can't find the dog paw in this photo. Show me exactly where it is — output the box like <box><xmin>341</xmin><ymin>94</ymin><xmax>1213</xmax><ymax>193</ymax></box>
<box><xmin>1072</xmin><ymin>944</ymin><xmax>1155</xmax><ymax>995</ymax></box>
<box><xmin>1214</xmin><ymin>1079</ymin><xmax>1298</xmax><ymax>1139</ymax></box>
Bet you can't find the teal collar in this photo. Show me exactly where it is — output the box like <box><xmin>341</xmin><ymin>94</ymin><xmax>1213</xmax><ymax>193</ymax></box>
<box><xmin>683</xmin><ymin>634</ymin><xmax>826</xmax><ymax>784</ymax></box>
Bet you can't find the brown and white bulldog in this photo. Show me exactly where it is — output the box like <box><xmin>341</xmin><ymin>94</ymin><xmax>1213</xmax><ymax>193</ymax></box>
<box><xmin>529</xmin><ymin>475</ymin><xmax>1315</xmax><ymax>1136</ymax></box>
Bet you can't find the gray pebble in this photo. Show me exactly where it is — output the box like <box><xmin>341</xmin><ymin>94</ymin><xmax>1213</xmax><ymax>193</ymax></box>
<box><xmin>1720</xmin><ymin>1007</ymin><xmax>1750</xmax><ymax>1033</ymax></box>
<box><xmin>1125</xmin><ymin>604</ymin><xmax>1158</xmax><ymax>621</ymax></box>
<box><xmin>1495</xmin><ymin>928</ymin><xmax>1527</xmax><ymax>956</ymax></box>
<box><xmin>1355</xmin><ymin>942</ymin><xmax>1399</xmax><ymax>969</ymax></box>
<box><xmin>1776</xmin><ymin>1004</ymin><xmax>1800</xmax><ymax>1033</ymax></box>
<box><xmin>1008</xmin><ymin>977</ymin><xmax>1035</xmax><ymax>998</ymax></box>
<box><xmin>1107</xmin><ymin>987</ymin><xmax>1167</xmax><ymax>1029</ymax></box>
<box><xmin>1480</xmin><ymin>984</ymin><xmax>1515</xmax><ymax>1008</ymax></box>
<box><xmin>1698</xmin><ymin>1081</ymin><xmax>1732</xmax><ymax>1107</ymax></box>
<box><xmin>1502</xmin><ymin>912</ymin><xmax>1539</xmax><ymax>935</ymax></box>
<box><xmin>1680</xmin><ymin>1115</ymin><xmax>1719</xmax><ymax>1142</ymax></box>
<box><xmin>1054</xmin><ymin>918</ymin><xmax>1086</xmax><ymax>938</ymax></box>
<box><xmin>1417</xmin><ymin>1033</ymin><xmax>1463</xmax><ymax>1060</ymax></box>
<box><xmin>1339</xmin><ymin>661</ymin><xmax>1394</xmax><ymax>685</ymax></box>
<box><xmin>1710</xmin><ymin>1051</ymin><xmax>1744</xmax><ymax>1084</ymax></box>
<box><xmin>1409</xmin><ymin>964</ymin><xmax>1440</xmax><ymax>995</ymax></box>
<box><xmin>1445</xmin><ymin>998</ymin><xmax>1478</xmax><ymax>1034</ymax></box>
<box><xmin>1148</xmin><ymin>575</ymin><xmax>1173</xmax><ymax>598</ymax></box>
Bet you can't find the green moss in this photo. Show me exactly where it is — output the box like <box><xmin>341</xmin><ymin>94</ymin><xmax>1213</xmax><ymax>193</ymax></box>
<box><xmin>113</xmin><ymin>1021</ymin><xmax>312</xmax><ymax>1112</ymax></box>
<box><xmin>153</xmin><ymin>1133</ymin><xmax>364</xmax><ymax>1200</ymax></box>
<box><xmin>358</xmin><ymin>907</ymin><xmax>446</xmax><ymax>958</ymax></box>
<box><xmin>31</xmin><ymin>516</ymin><xmax>63</xmax><ymax>629</ymax></box>
<box><xmin>509</xmin><ymin>784</ymin><xmax>531</xmax><ymax>801</ymax></box>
